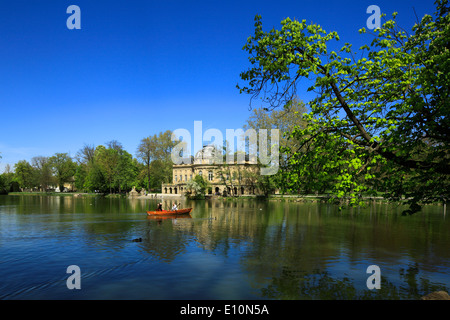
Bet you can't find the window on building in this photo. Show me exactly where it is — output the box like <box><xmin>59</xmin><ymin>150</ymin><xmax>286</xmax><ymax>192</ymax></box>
<box><xmin>185</xmin><ymin>175</ymin><xmax>187</xmax><ymax>181</ymax></box>
<box><xmin>208</xmin><ymin>171</ymin><xmax>213</xmax><ymax>181</ymax></box>
<box><xmin>199</xmin><ymin>170</ymin><xmax>202</xmax><ymax>177</ymax></box>
<box><xmin>175</xmin><ymin>175</ymin><xmax>177</xmax><ymax>182</ymax></box>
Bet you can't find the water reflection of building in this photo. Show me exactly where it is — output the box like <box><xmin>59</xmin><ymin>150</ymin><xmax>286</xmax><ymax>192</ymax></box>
<box><xmin>162</xmin><ymin>145</ymin><xmax>262</xmax><ymax>197</ymax></box>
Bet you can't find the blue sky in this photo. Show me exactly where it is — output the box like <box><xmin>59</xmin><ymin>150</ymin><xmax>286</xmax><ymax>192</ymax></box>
<box><xmin>0</xmin><ymin>0</ymin><xmax>436</xmax><ymax>171</ymax></box>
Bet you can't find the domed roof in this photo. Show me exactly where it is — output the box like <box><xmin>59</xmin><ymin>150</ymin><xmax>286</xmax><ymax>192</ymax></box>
<box><xmin>195</xmin><ymin>145</ymin><xmax>215</xmax><ymax>158</ymax></box>
<box><xmin>194</xmin><ymin>145</ymin><xmax>220</xmax><ymax>163</ymax></box>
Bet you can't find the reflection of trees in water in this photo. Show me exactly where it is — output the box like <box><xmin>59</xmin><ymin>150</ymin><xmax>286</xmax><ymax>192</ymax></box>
<box><xmin>138</xmin><ymin>219</ymin><xmax>191</xmax><ymax>263</ymax></box>
<box><xmin>5</xmin><ymin>196</ymin><xmax>448</xmax><ymax>298</ymax></box>
<box><xmin>176</xmin><ymin>200</ymin><xmax>449</xmax><ymax>299</ymax></box>
<box><xmin>233</xmin><ymin>201</ymin><xmax>450</xmax><ymax>300</ymax></box>
<box><xmin>190</xmin><ymin>199</ymin><xmax>274</xmax><ymax>255</ymax></box>
<box><xmin>260</xmin><ymin>264</ymin><xmax>448</xmax><ymax>300</ymax></box>
<box><xmin>134</xmin><ymin>199</ymin><xmax>274</xmax><ymax>262</ymax></box>
<box><xmin>398</xmin><ymin>263</ymin><xmax>448</xmax><ymax>299</ymax></box>
<box><xmin>9</xmin><ymin>195</ymin><xmax>157</xmax><ymax>215</ymax></box>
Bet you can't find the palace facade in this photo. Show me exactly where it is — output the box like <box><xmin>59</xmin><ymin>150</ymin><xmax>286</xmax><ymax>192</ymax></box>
<box><xmin>161</xmin><ymin>145</ymin><xmax>263</xmax><ymax>197</ymax></box>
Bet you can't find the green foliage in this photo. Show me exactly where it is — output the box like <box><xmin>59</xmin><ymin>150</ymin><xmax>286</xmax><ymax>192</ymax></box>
<box><xmin>74</xmin><ymin>163</ymin><xmax>88</xmax><ymax>191</ymax></box>
<box><xmin>83</xmin><ymin>163</ymin><xmax>107</xmax><ymax>193</ymax></box>
<box><xmin>238</xmin><ymin>0</ymin><xmax>449</xmax><ymax>213</ymax></box>
<box><xmin>96</xmin><ymin>145</ymin><xmax>121</xmax><ymax>193</ymax></box>
<box><xmin>0</xmin><ymin>164</ymin><xmax>17</xmax><ymax>193</ymax></box>
<box><xmin>76</xmin><ymin>142</ymin><xmax>138</xmax><ymax>194</ymax></box>
<box><xmin>2</xmin><ymin>133</ymin><xmax>172</xmax><ymax>194</ymax></box>
<box><xmin>14</xmin><ymin>160</ymin><xmax>37</xmax><ymax>190</ymax></box>
<box><xmin>31</xmin><ymin>156</ymin><xmax>54</xmax><ymax>191</ymax></box>
<box><xmin>0</xmin><ymin>174</ymin><xmax>9</xmax><ymax>194</ymax></box>
<box><xmin>185</xmin><ymin>175</ymin><xmax>209</xmax><ymax>199</ymax></box>
<box><xmin>49</xmin><ymin>153</ymin><xmax>76</xmax><ymax>192</ymax></box>
<box><xmin>136</xmin><ymin>130</ymin><xmax>175</xmax><ymax>191</ymax></box>
<box><xmin>114</xmin><ymin>149</ymin><xmax>138</xmax><ymax>192</ymax></box>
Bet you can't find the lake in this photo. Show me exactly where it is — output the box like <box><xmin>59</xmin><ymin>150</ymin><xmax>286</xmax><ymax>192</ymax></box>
<box><xmin>0</xmin><ymin>195</ymin><xmax>449</xmax><ymax>300</ymax></box>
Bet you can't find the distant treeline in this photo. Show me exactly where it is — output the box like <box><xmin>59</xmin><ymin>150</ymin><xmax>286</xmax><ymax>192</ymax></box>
<box><xmin>0</xmin><ymin>131</ymin><xmax>175</xmax><ymax>194</ymax></box>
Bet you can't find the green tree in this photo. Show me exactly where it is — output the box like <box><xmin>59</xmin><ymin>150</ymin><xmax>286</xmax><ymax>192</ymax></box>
<box><xmin>74</xmin><ymin>142</ymin><xmax>138</xmax><ymax>194</ymax></box>
<box><xmin>32</xmin><ymin>156</ymin><xmax>54</xmax><ymax>191</ymax></box>
<box><xmin>49</xmin><ymin>153</ymin><xmax>76</xmax><ymax>192</ymax></box>
<box><xmin>113</xmin><ymin>149</ymin><xmax>138</xmax><ymax>193</ymax></box>
<box><xmin>94</xmin><ymin>142</ymin><xmax>139</xmax><ymax>194</ymax></box>
<box><xmin>83</xmin><ymin>162</ymin><xmax>107</xmax><ymax>193</ymax></box>
<box><xmin>185</xmin><ymin>174</ymin><xmax>209</xmax><ymax>199</ymax></box>
<box><xmin>0</xmin><ymin>174</ymin><xmax>7</xmax><ymax>194</ymax></box>
<box><xmin>0</xmin><ymin>165</ymin><xmax>14</xmax><ymax>194</ymax></box>
<box><xmin>14</xmin><ymin>160</ymin><xmax>37</xmax><ymax>190</ymax></box>
<box><xmin>0</xmin><ymin>153</ymin><xmax>5</xmax><ymax>193</ymax></box>
<box><xmin>238</xmin><ymin>1</ymin><xmax>449</xmax><ymax>213</ymax></box>
<box><xmin>136</xmin><ymin>136</ymin><xmax>154</xmax><ymax>191</ymax></box>
<box><xmin>74</xmin><ymin>144</ymin><xmax>96</xmax><ymax>192</ymax></box>
<box><xmin>133</xmin><ymin>160</ymin><xmax>148</xmax><ymax>191</ymax></box>
<box><xmin>96</xmin><ymin>145</ymin><xmax>120</xmax><ymax>194</ymax></box>
<box><xmin>74</xmin><ymin>164</ymin><xmax>88</xmax><ymax>191</ymax></box>
<box><xmin>136</xmin><ymin>130</ymin><xmax>176</xmax><ymax>191</ymax></box>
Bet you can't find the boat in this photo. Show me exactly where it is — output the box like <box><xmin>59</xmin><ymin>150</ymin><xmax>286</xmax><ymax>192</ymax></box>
<box><xmin>146</xmin><ymin>208</ymin><xmax>193</xmax><ymax>216</ymax></box>
<box><xmin>147</xmin><ymin>214</ymin><xmax>192</xmax><ymax>220</ymax></box>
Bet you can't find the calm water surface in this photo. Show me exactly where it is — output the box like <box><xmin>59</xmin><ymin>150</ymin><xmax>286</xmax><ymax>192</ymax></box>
<box><xmin>0</xmin><ymin>195</ymin><xmax>449</xmax><ymax>300</ymax></box>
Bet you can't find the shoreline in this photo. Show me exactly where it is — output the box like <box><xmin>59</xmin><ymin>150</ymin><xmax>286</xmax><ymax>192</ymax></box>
<box><xmin>4</xmin><ymin>191</ymin><xmax>447</xmax><ymax>207</ymax></box>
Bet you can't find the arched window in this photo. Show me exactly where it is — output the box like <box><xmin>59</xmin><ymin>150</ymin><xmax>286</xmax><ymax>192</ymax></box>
<box><xmin>208</xmin><ymin>171</ymin><xmax>213</xmax><ymax>181</ymax></box>
<box><xmin>199</xmin><ymin>170</ymin><xmax>203</xmax><ymax>177</ymax></box>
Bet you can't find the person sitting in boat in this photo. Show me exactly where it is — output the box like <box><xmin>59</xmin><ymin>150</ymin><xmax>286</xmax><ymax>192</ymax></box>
<box><xmin>171</xmin><ymin>203</ymin><xmax>178</xmax><ymax>211</ymax></box>
<box><xmin>156</xmin><ymin>203</ymin><xmax>163</xmax><ymax>211</ymax></box>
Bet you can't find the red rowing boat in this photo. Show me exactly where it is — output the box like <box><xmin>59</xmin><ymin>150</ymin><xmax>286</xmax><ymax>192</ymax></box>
<box><xmin>147</xmin><ymin>214</ymin><xmax>192</xmax><ymax>220</ymax></box>
<box><xmin>146</xmin><ymin>208</ymin><xmax>193</xmax><ymax>216</ymax></box>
